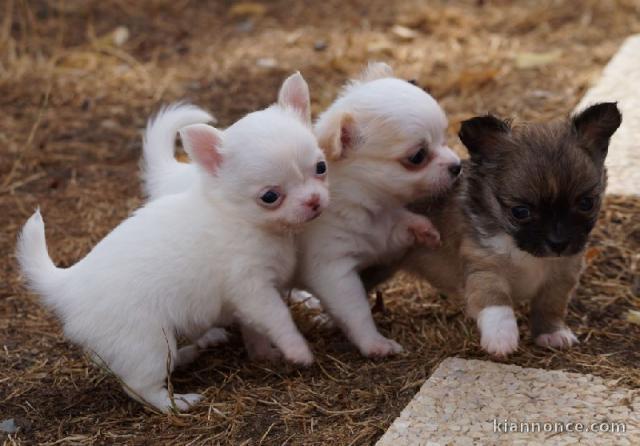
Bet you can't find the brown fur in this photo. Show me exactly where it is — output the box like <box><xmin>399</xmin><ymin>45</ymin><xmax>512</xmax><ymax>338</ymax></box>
<box><xmin>362</xmin><ymin>103</ymin><xmax>622</xmax><ymax>352</ymax></box>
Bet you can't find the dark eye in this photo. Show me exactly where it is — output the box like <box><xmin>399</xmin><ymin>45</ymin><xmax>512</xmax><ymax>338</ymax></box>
<box><xmin>407</xmin><ymin>148</ymin><xmax>427</xmax><ymax>166</ymax></box>
<box><xmin>577</xmin><ymin>196</ymin><xmax>594</xmax><ymax>212</ymax></box>
<box><xmin>511</xmin><ymin>205</ymin><xmax>531</xmax><ymax>220</ymax></box>
<box><xmin>316</xmin><ymin>161</ymin><xmax>327</xmax><ymax>175</ymax></box>
<box><xmin>260</xmin><ymin>190</ymin><xmax>280</xmax><ymax>205</ymax></box>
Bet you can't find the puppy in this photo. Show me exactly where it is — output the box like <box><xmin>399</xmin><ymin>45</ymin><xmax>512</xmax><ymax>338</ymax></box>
<box><xmin>296</xmin><ymin>63</ymin><xmax>461</xmax><ymax>357</ymax></box>
<box><xmin>16</xmin><ymin>73</ymin><xmax>329</xmax><ymax>412</ymax></box>
<box><xmin>363</xmin><ymin>103</ymin><xmax>622</xmax><ymax>357</ymax></box>
<box><xmin>139</xmin><ymin>63</ymin><xmax>461</xmax><ymax>358</ymax></box>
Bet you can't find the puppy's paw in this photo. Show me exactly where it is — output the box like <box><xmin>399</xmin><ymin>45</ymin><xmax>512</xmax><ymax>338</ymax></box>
<box><xmin>172</xmin><ymin>393</ymin><xmax>203</xmax><ymax>412</ymax></box>
<box><xmin>175</xmin><ymin>345</ymin><xmax>201</xmax><ymax>368</ymax></box>
<box><xmin>407</xmin><ymin>215</ymin><xmax>441</xmax><ymax>248</ymax></box>
<box><xmin>196</xmin><ymin>327</ymin><xmax>230</xmax><ymax>349</ymax></box>
<box><xmin>478</xmin><ymin>306</ymin><xmax>519</xmax><ymax>357</ymax></box>
<box><xmin>247</xmin><ymin>342</ymin><xmax>283</xmax><ymax>363</ymax></box>
<box><xmin>359</xmin><ymin>334</ymin><xmax>404</xmax><ymax>358</ymax></box>
<box><xmin>281</xmin><ymin>340</ymin><xmax>314</xmax><ymax>366</ymax></box>
<box><xmin>535</xmin><ymin>328</ymin><xmax>578</xmax><ymax>349</ymax></box>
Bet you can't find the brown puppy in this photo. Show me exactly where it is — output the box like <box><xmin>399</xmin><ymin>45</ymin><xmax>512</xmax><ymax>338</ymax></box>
<box><xmin>363</xmin><ymin>103</ymin><xmax>622</xmax><ymax>356</ymax></box>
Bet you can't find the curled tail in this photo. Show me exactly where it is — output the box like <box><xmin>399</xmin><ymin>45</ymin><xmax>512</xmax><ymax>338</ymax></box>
<box><xmin>142</xmin><ymin>103</ymin><xmax>214</xmax><ymax>200</ymax></box>
<box><xmin>16</xmin><ymin>209</ymin><xmax>66</xmax><ymax>303</ymax></box>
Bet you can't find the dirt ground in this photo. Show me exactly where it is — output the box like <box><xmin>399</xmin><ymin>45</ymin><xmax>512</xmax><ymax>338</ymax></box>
<box><xmin>1</xmin><ymin>0</ymin><xmax>639</xmax><ymax>445</ymax></box>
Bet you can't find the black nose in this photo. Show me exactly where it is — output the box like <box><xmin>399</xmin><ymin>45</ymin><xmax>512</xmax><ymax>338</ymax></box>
<box><xmin>546</xmin><ymin>239</ymin><xmax>569</xmax><ymax>254</ymax></box>
<box><xmin>448</xmin><ymin>163</ymin><xmax>462</xmax><ymax>177</ymax></box>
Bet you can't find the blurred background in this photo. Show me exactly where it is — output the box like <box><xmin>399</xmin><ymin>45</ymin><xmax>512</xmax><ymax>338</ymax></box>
<box><xmin>1</xmin><ymin>1</ymin><xmax>639</xmax><ymax>445</ymax></box>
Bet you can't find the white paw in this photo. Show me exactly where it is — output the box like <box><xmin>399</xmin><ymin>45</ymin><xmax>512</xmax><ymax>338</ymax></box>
<box><xmin>289</xmin><ymin>289</ymin><xmax>323</xmax><ymax>310</ymax></box>
<box><xmin>176</xmin><ymin>345</ymin><xmax>201</xmax><ymax>368</ymax></box>
<box><xmin>281</xmin><ymin>340</ymin><xmax>314</xmax><ymax>366</ymax></box>
<box><xmin>172</xmin><ymin>393</ymin><xmax>203</xmax><ymax>411</ymax></box>
<box><xmin>196</xmin><ymin>327</ymin><xmax>230</xmax><ymax>349</ymax></box>
<box><xmin>535</xmin><ymin>328</ymin><xmax>578</xmax><ymax>349</ymax></box>
<box><xmin>478</xmin><ymin>306</ymin><xmax>519</xmax><ymax>357</ymax></box>
<box><xmin>359</xmin><ymin>334</ymin><xmax>404</xmax><ymax>358</ymax></box>
<box><xmin>247</xmin><ymin>342</ymin><xmax>283</xmax><ymax>362</ymax></box>
<box><xmin>407</xmin><ymin>216</ymin><xmax>441</xmax><ymax>248</ymax></box>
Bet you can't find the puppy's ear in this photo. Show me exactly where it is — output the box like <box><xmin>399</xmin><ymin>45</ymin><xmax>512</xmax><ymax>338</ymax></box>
<box><xmin>316</xmin><ymin>112</ymin><xmax>359</xmax><ymax>160</ymax></box>
<box><xmin>179</xmin><ymin>124</ymin><xmax>223</xmax><ymax>175</ymax></box>
<box><xmin>278</xmin><ymin>71</ymin><xmax>311</xmax><ymax>126</ymax></box>
<box><xmin>458</xmin><ymin>115</ymin><xmax>510</xmax><ymax>160</ymax></box>
<box><xmin>572</xmin><ymin>102</ymin><xmax>621</xmax><ymax>161</ymax></box>
<box><xmin>358</xmin><ymin>62</ymin><xmax>394</xmax><ymax>82</ymax></box>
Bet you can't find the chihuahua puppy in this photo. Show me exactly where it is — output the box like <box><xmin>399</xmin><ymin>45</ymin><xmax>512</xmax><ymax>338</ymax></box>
<box><xmin>363</xmin><ymin>103</ymin><xmax>622</xmax><ymax>357</ymax></box>
<box><xmin>296</xmin><ymin>63</ymin><xmax>461</xmax><ymax>357</ymax></box>
<box><xmin>139</xmin><ymin>63</ymin><xmax>461</xmax><ymax>358</ymax></box>
<box><xmin>17</xmin><ymin>73</ymin><xmax>329</xmax><ymax>412</ymax></box>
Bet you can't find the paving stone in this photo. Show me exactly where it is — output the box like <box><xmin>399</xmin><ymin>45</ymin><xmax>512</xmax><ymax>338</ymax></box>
<box><xmin>575</xmin><ymin>34</ymin><xmax>640</xmax><ymax>196</ymax></box>
<box><xmin>377</xmin><ymin>358</ymin><xmax>639</xmax><ymax>445</ymax></box>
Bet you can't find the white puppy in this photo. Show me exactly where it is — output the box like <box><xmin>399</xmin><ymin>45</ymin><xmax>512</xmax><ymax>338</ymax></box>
<box><xmin>296</xmin><ymin>63</ymin><xmax>461</xmax><ymax>357</ymax></box>
<box><xmin>16</xmin><ymin>73</ymin><xmax>329</xmax><ymax>412</ymax></box>
<box><xmin>138</xmin><ymin>63</ymin><xmax>460</xmax><ymax>358</ymax></box>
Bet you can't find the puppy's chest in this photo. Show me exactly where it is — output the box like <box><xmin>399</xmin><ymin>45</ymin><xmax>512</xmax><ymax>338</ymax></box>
<box><xmin>483</xmin><ymin>235</ymin><xmax>551</xmax><ymax>301</ymax></box>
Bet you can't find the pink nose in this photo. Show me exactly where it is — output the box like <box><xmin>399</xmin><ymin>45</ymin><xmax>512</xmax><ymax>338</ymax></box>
<box><xmin>304</xmin><ymin>194</ymin><xmax>321</xmax><ymax>212</ymax></box>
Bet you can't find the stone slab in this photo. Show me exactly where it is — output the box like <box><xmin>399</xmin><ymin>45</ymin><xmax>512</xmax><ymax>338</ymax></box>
<box><xmin>377</xmin><ymin>358</ymin><xmax>639</xmax><ymax>446</ymax></box>
<box><xmin>575</xmin><ymin>34</ymin><xmax>640</xmax><ymax>196</ymax></box>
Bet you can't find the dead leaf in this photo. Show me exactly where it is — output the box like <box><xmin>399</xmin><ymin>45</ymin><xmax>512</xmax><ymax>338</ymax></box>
<box><xmin>515</xmin><ymin>50</ymin><xmax>562</xmax><ymax>69</ymax></box>
<box><xmin>626</xmin><ymin>310</ymin><xmax>640</xmax><ymax>326</ymax></box>
<box><xmin>391</xmin><ymin>25</ymin><xmax>418</xmax><ymax>41</ymax></box>
<box><xmin>228</xmin><ymin>3</ymin><xmax>267</xmax><ymax>18</ymax></box>
<box><xmin>584</xmin><ymin>246</ymin><xmax>601</xmax><ymax>264</ymax></box>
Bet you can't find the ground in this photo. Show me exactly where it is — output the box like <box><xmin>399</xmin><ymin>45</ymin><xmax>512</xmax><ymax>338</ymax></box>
<box><xmin>1</xmin><ymin>1</ymin><xmax>639</xmax><ymax>445</ymax></box>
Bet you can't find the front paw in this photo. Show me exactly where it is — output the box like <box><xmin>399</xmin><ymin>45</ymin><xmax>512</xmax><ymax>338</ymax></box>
<box><xmin>535</xmin><ymin>328</ymin><xmax>578</xmax><ymax>349</ymax></box>
<box><xmin>246</xmin><ymin>342</ymin><xmax>283</xmax><ymax>363</ymax></box>
<box><xmin>359</xmin><ymin>334</ymin><xmax>403</xmax><ymax>358</ymax></box>
<box><xmin>281</xmin><ymin>339</ymin><xmax>314</xmax><ymax>366</ymax></box>
<box><xmin>477</xmin><ymin>306</ymin><xmax>519</xmax><ymax>357</ymax></box>
<box><xmin>407</xmin><ymin>215</ymin><xmax>441</xmax><ymax>248</ymax></box>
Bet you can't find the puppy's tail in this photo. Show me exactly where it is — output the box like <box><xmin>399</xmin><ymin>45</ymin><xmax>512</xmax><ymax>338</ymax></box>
<box><xmin>16</xmin><ymin>209</ymin><xmax>68</xmax><ymax>307</ymax></box>
<box><xmin>142</xmin><ymin>103</ymin><xmax>214</xmax><ymax>200</ymax></box>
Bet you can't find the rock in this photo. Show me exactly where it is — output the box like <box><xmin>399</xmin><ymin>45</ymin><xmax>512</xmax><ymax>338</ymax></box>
<box><xmin>0</xmin><ymin>419</ymin><xmax>17</xmax><ymax>434</ymax></box>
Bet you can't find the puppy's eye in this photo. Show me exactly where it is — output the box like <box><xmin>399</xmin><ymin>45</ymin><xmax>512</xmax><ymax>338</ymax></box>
<box><xmin>259</xmin><ymin>189</ymin><xmax>282</xmax><ymax>208</ymax></box>
<box><xmin>511</xmin><ymin>205</ymin><xmax>531</xmax><ymax>220</ymax></box>
<box><xmin>407</xmin><ymin>147</ymin><xmax>427</xmax><ymax>166</ymax></box>
<box><xmin>316</xmin><ymin>161</ymin><xmax>327</xmax><ymax>176</ymax></box>
<box><xmin>577</xmin><ymin>196</ymin><xmax>594</xmax><ymax>212</ymax></box>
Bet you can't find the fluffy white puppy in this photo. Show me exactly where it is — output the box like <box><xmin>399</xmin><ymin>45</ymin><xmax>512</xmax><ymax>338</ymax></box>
<box><xmin>296</xmin><ymin>63</ymin><xmax>461</xmax><ymax>357</ymax></box>
<box><xmin>138</xmin><ymin>63</ymin><xmax>461</xmax><ymax>358</ymax></box>
<box><xmin>16</xmin><ymin>73</ymin><xmax>329</xmax><ymax>412</ymax></box>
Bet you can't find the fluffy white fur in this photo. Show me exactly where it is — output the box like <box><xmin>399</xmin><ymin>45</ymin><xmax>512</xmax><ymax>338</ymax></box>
<box><xmin>296</xmin><ymin>63</ymin><xmax>461</xmax><ymax>357</ymax></box>
<box><xmin>16</xmin><ymin>73</ymin><xmax>329</xmax><ymax>412</ymax></box>
<box><xmin>138</xmin><ymin>63</ymin><xmax>461</xmax><ymax>358</ymax></box>
<box><xmin>477</xmin><ymin>306</ymin><xmax>520</xmax><ymax>357</ymax></box>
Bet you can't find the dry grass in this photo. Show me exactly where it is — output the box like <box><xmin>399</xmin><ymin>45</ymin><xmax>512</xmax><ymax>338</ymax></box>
<box><xmin>1</xmin><ymin>0</ymin><xmax>639</xmax><ymax>444</ymax></box>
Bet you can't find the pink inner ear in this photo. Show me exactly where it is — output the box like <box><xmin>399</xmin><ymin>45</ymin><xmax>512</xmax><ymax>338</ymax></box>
<box><xmin>183</xmin><ymin>126</ymin><xmax>222</xmax><ymax>175</ymax></box>
<box><xmin>340</xmin><ymin>125</ymin><xmax>351</xmax><ymax>150</ymax></box>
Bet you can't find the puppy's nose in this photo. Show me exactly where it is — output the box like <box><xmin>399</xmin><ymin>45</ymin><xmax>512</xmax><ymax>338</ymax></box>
<box><xmin>448</xmin><ymin>162</ymin><xmax>462</xmax><ymax>177</ymax></box>
<box><xmin>304</xmin><ymin>194</ymin><xmax>321</xmax><ymax>212</ymax></box>
<box><xmin>546</xmin><ymin>238</ymin><xmax>569</xmax><ymax>254</ymax></box>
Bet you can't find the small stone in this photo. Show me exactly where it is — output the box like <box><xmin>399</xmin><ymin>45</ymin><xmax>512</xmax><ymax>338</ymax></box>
<box><xmin>256</xmin><ymin>57</ymin><xmax>277</xmax><ymax>68</ymax></box>
<box><xmin>314</xmin><ymin>40</ymin><xmax>328</xmax><ymax>51</ymax></box>
<box><xmin>391</xmin><ymin>25</ymin><xmax>418</xmax><ymax>40</ymax></box>
<box><xmin>0</xmin><ymin>419</ymin><xmax>17</xmax><ymax>434</ymax></box>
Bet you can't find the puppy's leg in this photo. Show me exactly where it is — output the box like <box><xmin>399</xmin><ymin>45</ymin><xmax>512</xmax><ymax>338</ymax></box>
<box><xmin>465</xmin><ymin>270</ymin><xmax>519</xmax><ymax>357</ymax></box>
<box><xmin>175</xmin><ymin>327</ymin><xmax>230</xmax><ymax>368</ymax></box>
<box><xmin>233</xmin><ymin>287</ymin><xmax>313</xmax><ymax>366</ymax></box>
<box><xmin>241</xmin><ymin>324</ymin><xmax>282</xmax><ymax>362</ymax></box>
<box><xmin>531</xmin><ymin>279</ymin><xmax>579</xmax><ymax>349</ymax></box>
<box><xmin>308</xmin><ymin>262</ymin><xmax>402</xmax><ymax>358</ymax></box>
<box><xmin>117</xmin><ymin>328</ymin><xmax>202</xmax><ymax>412</ymax></box>
<box><xmin>391</xmin><ymin>209</ymin><xmax>441</xmax><ymax>249</ymax></box>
